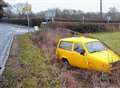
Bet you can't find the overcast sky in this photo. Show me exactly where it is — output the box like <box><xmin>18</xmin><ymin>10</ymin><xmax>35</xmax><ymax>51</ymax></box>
<box><xmin>5</xmin><ymin>0</ymin><xmax>120</xmax><ymax>13</ymax></box>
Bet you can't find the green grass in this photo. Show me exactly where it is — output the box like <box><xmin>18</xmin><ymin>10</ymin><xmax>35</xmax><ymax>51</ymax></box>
<box><xmin>89</xmin><ymin>32</ymin><xmax>120</xmax><ymax>53</ymax></box>
<box><xmin>18</xmin><ymin>35</ymin><xmax>62</xmax><ymax>88</ymax></box>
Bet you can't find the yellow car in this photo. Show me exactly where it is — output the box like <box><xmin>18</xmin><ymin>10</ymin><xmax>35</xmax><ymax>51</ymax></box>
<box><xmin>56</xmin><ymin>37</ymin><xmax>120</xmax><ymax>72</ymax></box>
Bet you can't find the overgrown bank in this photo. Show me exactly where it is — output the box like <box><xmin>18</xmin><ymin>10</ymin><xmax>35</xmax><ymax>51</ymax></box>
<box><xmin>32</xmin><ymin>29</ymin><xmax>120</xmax><ymax>88</ymax></box>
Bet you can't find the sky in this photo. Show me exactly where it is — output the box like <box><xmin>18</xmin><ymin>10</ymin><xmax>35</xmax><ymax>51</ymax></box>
<box><xmin>5</xmin><ymin>0</ymin><xmax>120</xmax><ymax>13</ymax></box>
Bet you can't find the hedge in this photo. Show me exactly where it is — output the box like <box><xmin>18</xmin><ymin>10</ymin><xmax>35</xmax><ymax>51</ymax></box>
<box><xmin>0</xmin><ymin>18</ymin><xmax>42</xmax><ymax>27</ymax></box>
<box><xmin>48</xmin><ymin>22</ymin><xmax>120</xmax><ymax>33</ymax></box>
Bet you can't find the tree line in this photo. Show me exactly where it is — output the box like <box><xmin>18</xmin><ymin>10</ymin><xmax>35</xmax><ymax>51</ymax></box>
<box><xmin>2</xmin><ymin>3</ymin><xmax>120</xmax><ymax>22</ymax></box>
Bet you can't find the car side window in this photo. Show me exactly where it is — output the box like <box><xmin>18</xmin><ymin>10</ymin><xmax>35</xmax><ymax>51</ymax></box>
<box><xmin>74</xmin><ymin>43</ymin><xmax>84</xmax><ymax>53</ymax></box>
<box><xmin>59</xmin><ymin>41</ymin><xmax>72</xmax><ymax>51</ymax></box>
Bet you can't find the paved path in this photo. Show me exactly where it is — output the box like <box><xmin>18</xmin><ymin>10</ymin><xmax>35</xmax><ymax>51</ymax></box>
<box><xmin>0</xmin><ymin>23</ymin><xmax>33</xmax><ymax>74</ymax></box>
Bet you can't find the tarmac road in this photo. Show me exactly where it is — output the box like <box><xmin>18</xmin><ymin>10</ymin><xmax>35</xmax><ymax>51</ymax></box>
<box><xmin>0</xmin><ymin>23</ymin><xmax>33</xmax><ymax>74</ymax></box>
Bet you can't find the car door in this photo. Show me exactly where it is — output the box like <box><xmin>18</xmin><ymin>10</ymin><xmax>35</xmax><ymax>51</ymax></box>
<box><xmin>71</xmin><ymin>43</ymin><xmax>88</xmax><ymax>69</ymax></box>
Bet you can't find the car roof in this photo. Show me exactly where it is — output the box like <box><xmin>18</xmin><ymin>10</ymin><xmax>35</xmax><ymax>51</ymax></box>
<box><xmin>60</xmin><ymin>36</ymin><xmax>99</xmax><ymax>43</ymax></box>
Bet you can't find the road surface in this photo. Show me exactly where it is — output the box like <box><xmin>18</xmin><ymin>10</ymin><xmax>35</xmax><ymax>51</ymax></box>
<box><xmin>0</xmin><ymin>23</ymin><xmax>33</xmax><ymax>74</ymax></box>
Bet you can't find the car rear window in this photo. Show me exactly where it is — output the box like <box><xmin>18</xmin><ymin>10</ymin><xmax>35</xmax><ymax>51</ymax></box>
<box><xmin>59</xmin><ymin>41</ymin><xmax>72</xmax><ymax>51</ymax></box>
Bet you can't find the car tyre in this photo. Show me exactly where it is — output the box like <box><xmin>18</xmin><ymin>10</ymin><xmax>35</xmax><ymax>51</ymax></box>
<box><xmin>62</xmin><ymin>59</ymin><xmax>70</xmax><ymax>69</ymax></box>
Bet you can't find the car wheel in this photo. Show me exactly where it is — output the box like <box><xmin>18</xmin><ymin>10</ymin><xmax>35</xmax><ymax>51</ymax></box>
<box><xmin>62</xmin><ymin>59</ymin><xmax>70</xmax><ymax>69</ymax></box>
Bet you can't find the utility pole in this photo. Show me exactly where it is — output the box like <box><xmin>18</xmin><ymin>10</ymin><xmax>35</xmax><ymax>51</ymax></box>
<box><xmin>100</xmin><ymin>0</ymin><xmax>103</xmax><ymax>19</ymax></box>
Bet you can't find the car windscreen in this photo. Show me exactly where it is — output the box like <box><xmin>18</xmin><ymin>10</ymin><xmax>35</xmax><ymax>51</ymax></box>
<box><xmin>86</xmin><ymin>41</ymin><xmax>107</xmax><ymax>53</ymax></box>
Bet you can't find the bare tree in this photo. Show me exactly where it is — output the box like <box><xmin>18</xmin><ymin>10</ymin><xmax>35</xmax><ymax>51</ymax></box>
<box><xmin>107</xmin><ymin>7</ymin><xmax>120</xmax><ymax>20</ymax></box>
<box><xmin>13</xmin><ymin>3</ymin><xmax>26</xmax><ymax>15</ymax></box>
